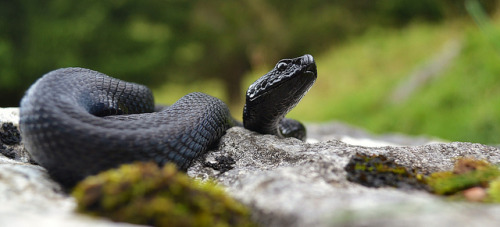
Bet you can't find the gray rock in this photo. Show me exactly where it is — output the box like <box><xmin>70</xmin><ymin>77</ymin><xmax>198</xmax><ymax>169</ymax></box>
<box><xmin>0</xmin><ymin>155</ymin><xmax>142</xmax><ymax>227</ymax></box>
<box><xmin>3</xmin><ymin>107</ymin><xmax>500</xmax><ymax>227</ymax></box>
<box><xmin>0</xmin><ymin>107</ymin><xmax>20</xmax><ymax>124</ymax></box>
<box><xmin>306</xmin><ymin>121</ymin><xmax>442</xmax><ymax>146</ymax></box>
<box><xmin>188</xmin><ymin>127</ymin><xmax>500</xmax><ymax>227</ymax></box>
<box><xmin>0</xmin><ymin>108</ymin><xmax>33</xmax><ymax>163</ymax></box>
<box><xmin>0</xmin><ymin>108</ymin><xmax>143</xmax><ymax>227</ymax></box>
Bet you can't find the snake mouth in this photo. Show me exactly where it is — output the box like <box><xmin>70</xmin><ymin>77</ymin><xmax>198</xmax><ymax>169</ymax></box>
<box><xmin>303</xmin><ymin>63</ymin><xmax>317</xmax><ymax>77</ymax></box>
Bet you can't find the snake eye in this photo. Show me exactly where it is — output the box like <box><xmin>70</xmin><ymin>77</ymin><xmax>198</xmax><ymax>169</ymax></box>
<box><xmin>276</xmin><ymin>62</ymin><xmax>288</xmax><ymax>71</ymax></box>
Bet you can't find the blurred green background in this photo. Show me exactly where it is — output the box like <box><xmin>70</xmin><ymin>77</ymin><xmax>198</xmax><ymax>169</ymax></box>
<box><xmin>2</xmin><ymin>0</ymin><xmax>500</xmax><ymax>144</ymax></box>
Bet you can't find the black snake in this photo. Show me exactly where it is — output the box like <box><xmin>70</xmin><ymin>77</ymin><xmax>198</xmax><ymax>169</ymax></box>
<box><xmin>19</xmin><ymin>54</ymin><xmax>317</xmax><ymax>188</ymax></box>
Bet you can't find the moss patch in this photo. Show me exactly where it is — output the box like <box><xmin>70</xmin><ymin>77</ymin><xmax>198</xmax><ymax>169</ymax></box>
<box><xmin>426</xmin><ymin>158</ymin><xmax>500</xmax><ymax>202</ymax></box>
<box><xmin>345</xmin><ymin>155</ymin><xmax>500</xmax><ymax>203</ymax></box>
<box><xmin>345</xmin><ymin>153</ymin><xmax>428</xmax><ymax>190</ymax></box>
<box><xmin>72</xmin><ymin>162</ymin><xmax>255</xmax><ymax>227</ymax></box>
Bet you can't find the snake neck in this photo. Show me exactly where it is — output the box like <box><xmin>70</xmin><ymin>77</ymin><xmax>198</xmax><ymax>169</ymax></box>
<box><xmin>243</xmin><ymin>54</ymin><xmax>317</xmax><ymax>140</ymax></box>
<box><xmin>242</xmin><ymin>103</ymin><xmax>284</xmax><ymax>137</ymax></box>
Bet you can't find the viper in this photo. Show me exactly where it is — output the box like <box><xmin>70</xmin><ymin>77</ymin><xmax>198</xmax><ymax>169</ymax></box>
<box><xmin>19</xmin><ymin>54</ymin><xmax>317</xmax><ymax>188</ymax></box>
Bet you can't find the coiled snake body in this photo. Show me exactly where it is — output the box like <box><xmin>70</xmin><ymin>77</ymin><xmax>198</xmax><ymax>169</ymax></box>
<box><xmin>20</xmin><ymin>55</ymin><xmax>317</xmax><ymax>187</ymax></box>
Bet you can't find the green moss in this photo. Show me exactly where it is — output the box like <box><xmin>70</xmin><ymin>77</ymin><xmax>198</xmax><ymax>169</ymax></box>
<box><xmin>345</xmin><ymin>155</ymin><xmax>500</xmax><ymax>203</ymax></box>
<box><xmin>487</xmin><ymin>178</ymin><xmax>500</xmax><ymax>202</ymax></box>
<box><xmin>427</xmin><ymin>167</ymin><xmax>500</xmax><ymax>195</ymax></box>
<box><xmin>72</xmin><ymin>162</ymin><xmax>255</xmax><ymax>227</ymax></box>
<box><xmin>345</xmin><ymin>153</ymin><xmax>428</xmax><ymax>190</ymax></box>
<box><xmin>425</xmin><ymin>157</ymin><xmax>500</xmax><ymax>204</ymax></box>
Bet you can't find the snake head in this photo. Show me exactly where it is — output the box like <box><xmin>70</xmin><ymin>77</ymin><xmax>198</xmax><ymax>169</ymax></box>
<box><xmin>246</xmin><ymin>54</ymin><xmax>317</xmax><ymax>102</ymax></box>
<box><xmin>244</xmin><ymin>54</ymin><xmax>317</xmax><ymax>139</ymax></box>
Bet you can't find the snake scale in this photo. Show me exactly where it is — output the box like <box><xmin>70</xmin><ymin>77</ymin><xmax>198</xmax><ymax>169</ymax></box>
<box><xmin>19</xmin><ymin>54</ymin><xmax>317</xmax><ymax>188</ymax></box>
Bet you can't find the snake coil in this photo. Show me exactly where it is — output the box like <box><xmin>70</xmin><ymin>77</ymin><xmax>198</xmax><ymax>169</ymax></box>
<box><xmin>20</xmin><ymin>54</ymin><xmax>317</xmax><ymax>187</ymax></box>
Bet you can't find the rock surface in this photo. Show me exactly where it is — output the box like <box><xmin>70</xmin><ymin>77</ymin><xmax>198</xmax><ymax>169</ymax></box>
<box><xmin>2</xmin><ymin>107</ymin><xmax>500</xmax><ymax>226</ymax></box>
<box><xmin>306</xmin><ymin>121</ymin><xmax>442</xmax><ymax>146</ymax></box>
<box><xmin>188</xmin><ymin>127</ymin><xmax>500</xmax><ymax>227</ymax></box>
<box><xmin>0</xmin><ymin>155</ymin><xmax>141</xmax><ymax>227</ymax></box>
<box><xmin>0</xmin><ymin>108</ymin><xmax>139</xmax><ymax>227</ymax></box>
<box><xmin>0</xmin><ymin>108</ymin><xmax>33</xmax><ymax>163</ymax></box>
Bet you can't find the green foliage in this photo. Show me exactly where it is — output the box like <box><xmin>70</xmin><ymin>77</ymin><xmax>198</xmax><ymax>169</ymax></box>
<box><xmin>0</xmin><ymin>1</ymin><xmax>194</xmax><ymax>106</ymax></box>
<box><xmin>1</xmin><ymin>0</ymin><xmax>496</xmax><ymax>107</ymax></box>
<box><xmin>4</xmin><ymin>1</ymin><xmax>500</xmax><ymax>144</ymax></box>
<box><xmin>72</xmin><ymin>162</ymin><xmax>255</xmax><ymax>227</ymax></box>
<box><xmin>466</xmin><ymin>0</ymin><xmax>500</xmax><ymax>55</ymax></box>
<box><xmin>377</xmin><ymin>0</ymin><xmax>445</xmax><ymax>25</ymax></box>
<box><xmin>285</xmin><ymin>22</ymin><xmax>459</xmax><ymax>121</ymax></box>
<box><xmin>284</xmin><ymin>15</ymin><xmax>500</xmax><ymax>144</ymax></box>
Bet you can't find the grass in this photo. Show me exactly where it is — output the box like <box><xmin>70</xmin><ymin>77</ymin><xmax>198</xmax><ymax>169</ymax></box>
<box><xmin>153</xmin><ymin>79</ymin><xmax>227</xmax><ymax>107</ymax></box>
<box><xmin>286</xmin><ymin>18</ymin><xmax>500</xmax><ymax>144</ymax></box>
<box><xmin>154</xmin><ymin>16</ymin><xmax>500</xmax><ymax>144</ymax></box>
<box><xmin>285</xmin><ymin>21</ymin><xmax>464</xmax><ymax>123</ymax></box>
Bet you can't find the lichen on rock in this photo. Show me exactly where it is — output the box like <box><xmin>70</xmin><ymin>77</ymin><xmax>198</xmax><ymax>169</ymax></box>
<box><xmin>0</xmin><ymin>122</ymin><xmax>21</xmax><ymax>145</ymax></box>
<box><xmin>0</xmin><ymin>122</ymin><xmax>33</xmax><ymax>163</ymax></box>
<box><xmin>72</xmin><ymin>162</ymin><xmax>255</xmax><ymax>227</ymax></box>
<box><xmin>344</xmin><ymin>153</ymin><xmax>428</xmax><ymax>190</ymax></box>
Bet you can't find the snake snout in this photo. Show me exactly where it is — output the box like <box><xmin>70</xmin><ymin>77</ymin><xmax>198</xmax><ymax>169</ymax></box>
<box><xmin>300</xmin><ymin>55</ymin><xmax>317</xmax><ymax>76</ymax></box>
<box><xmin>301</xmin><ymin>54</ymin><xmax>315</xmax><ymax>65</ymax></box>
